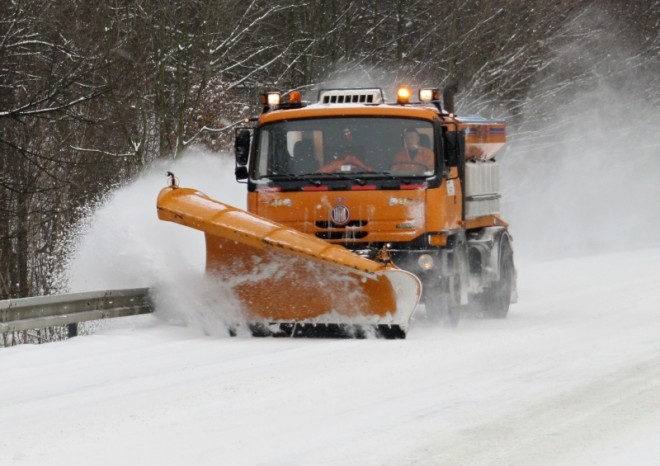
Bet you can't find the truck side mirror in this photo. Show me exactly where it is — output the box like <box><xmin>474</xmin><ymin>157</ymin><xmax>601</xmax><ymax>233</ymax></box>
<box><xmin>235</xmin><ymin>129</ymin><xmax>251</xmax><ymax>166</ymax></box>
<box><xmin>235</xmin><ymin>165</ymin><xmax>248</xmax><ymax>181</ymax></box>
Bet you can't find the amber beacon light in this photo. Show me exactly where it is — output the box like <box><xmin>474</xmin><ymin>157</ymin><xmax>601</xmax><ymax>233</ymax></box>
<box><xmin>396</xmin><ymin>86</ymin><xmax>412</xmax><ymax>104</ymax></box>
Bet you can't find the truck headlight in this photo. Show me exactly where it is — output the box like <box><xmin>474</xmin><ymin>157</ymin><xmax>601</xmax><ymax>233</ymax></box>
<box><xmin>418</xmin><ymin>254</ymin><xmax>434</xmax><ymax>271</ymax></box>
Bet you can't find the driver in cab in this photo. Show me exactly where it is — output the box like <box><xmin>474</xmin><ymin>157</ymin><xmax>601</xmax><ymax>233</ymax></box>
<box><xmin>318</xmin><ymin>128</ymin><xmax>373</xmax><ymax>173</ymax></box>
<box><xmin>391</xmin><ymin>128</ymin><xmax>434</xmax><ymax>172</ymax></box>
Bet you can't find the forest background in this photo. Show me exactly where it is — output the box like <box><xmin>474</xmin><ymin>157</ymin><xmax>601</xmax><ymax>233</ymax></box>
<box><xmin>1</xmin><ymin>0</ymin><xmax>658</xmax><ymax>300</ymax></box>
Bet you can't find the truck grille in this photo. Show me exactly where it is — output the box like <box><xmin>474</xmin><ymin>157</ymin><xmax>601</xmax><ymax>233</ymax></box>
<box><xmin>316</xmin><ymin>231</ymin><xmax>368</xmax><ymax>240</ymax></box>
<box><xmin>314</xmin><ymin>219</ymin><xmax>369</xmax><ymax>241</ymax></box>
<box><xmin>315</xmin><ymin>220</ymin><xmax>367</xmax><ymax>229</ymax></box>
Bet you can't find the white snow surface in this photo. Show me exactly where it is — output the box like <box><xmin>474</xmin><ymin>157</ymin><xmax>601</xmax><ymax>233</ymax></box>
<box><xmin>2</xmin><ymin>248</ymin><xmax>660</xmax><ymax>465</ymax></box>
<box><xmin>2</xmin><ymin>149</ymin><xmax>660</xmax><ymax>465</ymax></box>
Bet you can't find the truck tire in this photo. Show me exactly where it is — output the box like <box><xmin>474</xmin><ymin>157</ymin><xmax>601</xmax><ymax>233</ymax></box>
<box><xmin>481</xmin><ymin>239</ymin><xmax>514</xmax><ymax>318</ymax></box>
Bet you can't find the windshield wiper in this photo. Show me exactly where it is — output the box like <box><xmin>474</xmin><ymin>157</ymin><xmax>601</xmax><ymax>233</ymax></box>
<box><xmin>270</xmin><ymin>171</ymin><xmax>420</xmax><ymax>187</ymax></box>
<box><xmin>311</xmin><ymin>172</ymin><xmax>370</xmax><ymax>185</ymax></box>
<box><xmin>269</xmin><ymin>174</ymin><xmax>323</xmax><ymax>185</ymax></box>
<box><xmin>269</xmin><ymin>174</ymin><xmax>304</xmax><ymax>180</ymax></box>
<box><xmin>358</xmin><ymin>171</ymin><xmax>397</xmax><ymax>179</ymax></box>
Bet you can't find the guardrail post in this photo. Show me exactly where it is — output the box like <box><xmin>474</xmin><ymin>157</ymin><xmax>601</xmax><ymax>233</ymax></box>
<box><xmin>68</xmin><ymin>323</ymin><xmax>78</xmax><ymax>338</ymax></box>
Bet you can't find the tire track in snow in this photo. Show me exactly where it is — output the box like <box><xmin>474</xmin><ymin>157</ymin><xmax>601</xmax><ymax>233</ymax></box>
<box><xmin>403</xmin><ymin>351</ymin><xmax>660</xmax><ymax>465</ymax></box>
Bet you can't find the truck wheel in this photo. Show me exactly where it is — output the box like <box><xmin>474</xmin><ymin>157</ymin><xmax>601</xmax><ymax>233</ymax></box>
<box><xmin>482</xmin><ymin>241</ymin><xmax>514</xmax><ymax>318</ymax></box>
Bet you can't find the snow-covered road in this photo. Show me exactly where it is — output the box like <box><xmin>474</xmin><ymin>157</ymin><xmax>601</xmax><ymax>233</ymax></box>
<box><xmin>2</xmin><ymin>247</ymin><xmax>660</xmax><ymax>465</ymax></box>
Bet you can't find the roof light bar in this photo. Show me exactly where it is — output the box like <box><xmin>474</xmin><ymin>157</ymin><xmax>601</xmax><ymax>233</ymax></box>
<box><xmin>318</xmin><ymin>88</ymin><xmax>384</xmax><ymax>105</ymax></box>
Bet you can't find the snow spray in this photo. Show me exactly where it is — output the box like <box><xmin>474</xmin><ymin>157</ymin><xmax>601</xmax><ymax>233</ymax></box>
<box><xmin>500</xmin><ymin>10</ymin><xmax>660</xmax><ymax>260</ymax></box>
<box><xmin>65</xmin><ymin>148</ymin><xmax>247</xmax><ymax>336</ymax></box>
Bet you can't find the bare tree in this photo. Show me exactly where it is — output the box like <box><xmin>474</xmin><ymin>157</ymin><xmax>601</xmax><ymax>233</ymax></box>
<box><xmin>1</xmin><ymin>0</ymin><xmax>657</xmax><ymax>307</ymax></box>
<box><xmin>0</xmin><ymin>0</ymin><xmax>134</xmax><ymax>298</ymax></box>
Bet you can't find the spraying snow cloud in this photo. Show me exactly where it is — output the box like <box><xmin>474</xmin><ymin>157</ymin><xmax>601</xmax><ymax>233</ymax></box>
<box><xmin>501</xmin><ymin>9</ymin><xmax>660</xmax><ymax>259</ymax></box>
<box><xmin>65</xmin><ymin>148</ymin><xmax>247</xmax><ymax>335</ymax></box>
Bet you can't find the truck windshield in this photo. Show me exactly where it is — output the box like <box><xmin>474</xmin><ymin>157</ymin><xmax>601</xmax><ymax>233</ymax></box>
<box><xmin>253</xmin><ymin>117</ymin><xmax>435</xmax><ymax>180</ymax></box>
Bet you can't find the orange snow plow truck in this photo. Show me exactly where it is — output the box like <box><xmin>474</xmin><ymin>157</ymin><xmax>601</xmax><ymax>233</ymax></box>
<box><xmin>157</xmin><ymin>86</ymin><xmax>516</xmax><ymax>338</ymax></box>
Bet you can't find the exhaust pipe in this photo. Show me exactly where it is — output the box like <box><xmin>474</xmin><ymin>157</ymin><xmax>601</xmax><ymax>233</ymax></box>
<box><xmin>443</xmin><ymin>81</ymin><xmax>458</xmax><ymax>114</ymax></box>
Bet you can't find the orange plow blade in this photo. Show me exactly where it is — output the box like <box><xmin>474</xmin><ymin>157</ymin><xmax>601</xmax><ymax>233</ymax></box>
<box><xmin>157</xmin><ymin>186</ymin><xmax>421</xmax><ymax>338</ymax></box>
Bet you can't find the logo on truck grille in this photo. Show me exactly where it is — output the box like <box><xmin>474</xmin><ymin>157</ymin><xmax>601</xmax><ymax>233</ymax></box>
<box><xmin>330</xmin><ymin>205</ymin><xmax>350</xmax><ymax>226</ymax></box>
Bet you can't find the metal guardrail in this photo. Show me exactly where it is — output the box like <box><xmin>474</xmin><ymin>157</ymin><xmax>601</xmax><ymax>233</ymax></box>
<box><xmin>0</xmin><ymin>288</ymin><xmax>154</xmax><ymax>334</ymax></box>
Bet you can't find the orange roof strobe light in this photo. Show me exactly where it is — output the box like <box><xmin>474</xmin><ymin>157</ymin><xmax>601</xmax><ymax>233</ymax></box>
<box><xmin>288</xmin><ymin>90</ymin><xmax>302</xmax><ymax>104</ymax></box>
<box><xmin>396</xmin><ymin>86</ymin><xmax>412</xmax><ymax>105</ymax></box>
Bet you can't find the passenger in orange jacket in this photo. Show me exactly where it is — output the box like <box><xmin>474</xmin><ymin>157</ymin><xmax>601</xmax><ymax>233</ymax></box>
<box><xmin>391</xmin><ymin>128</ymin><xmax>434</xmax><ymax>172</ymax></box>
